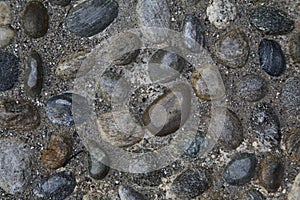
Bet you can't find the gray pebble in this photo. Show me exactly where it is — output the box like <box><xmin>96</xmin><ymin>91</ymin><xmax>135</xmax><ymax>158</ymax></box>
<box><xmin>290</xmin><ymin>32</ymin><xmax>300</xmax><ymax>63</ymax></box>
<box><xmin>0</xmin><ymin>52</ymin><xmax>18</xmax><ymax>91</ymax></box>
<box><xmin>281</xmin><ymin>77</ymin><xmax>300</xmax><ymax>116</ymax></box>
<box><xmin>0</xmin><ymin>1</ymin><xmax>12</xmax><ymax>26</ymax></box>
<box><xmin>239</xmin><ymin>189</ymin><xmax>265</xmax><ymax>200</ymax></box>
<box><xmin>88</xmin><ymin>147</ymin><xmax>110</xmax><ymax>180</ymax></box>
<box><xmin>49</xmin><ymin>0</ymin><xmax>71</xmax><ymax>6</ymax></box>
<box><xmin>118</xmin><ymin>185</ymin><xmax>145</xmax><ymax>200</ymax></box>
<box><xmin>0</xmin><ymin>27</ymin><xmax>14</xmax><ymax>48</ymax></box>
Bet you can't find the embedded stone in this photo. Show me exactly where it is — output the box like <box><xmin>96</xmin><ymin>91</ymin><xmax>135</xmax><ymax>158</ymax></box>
<box><xmin>0</xmin><ymin>27</ymin><xmax>14</xmax><ymax>48</ymax></box>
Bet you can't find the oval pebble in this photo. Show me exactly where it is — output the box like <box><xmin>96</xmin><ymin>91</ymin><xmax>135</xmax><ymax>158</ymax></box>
<box><xmin>22</xmin><ymin>1</ymin><xmax>49</xmax><ymax>38</ymax></box>
<box><xmin>249</xmin><ymin>7</ymin><xmax>295</xmax><ymax>35</ymax></box>
<box><xmin>0</xmin><ymin>139</ymin><xmax>32</xmax><ymax>195</ymax></box>
<box><xmin>33</xmin><ymin>171</ymin><xmax>76</xmax><ymax>200</ymax></box>
<box><xmin>183</xmin><ymin>131</ymin><xmax>208</xmax><ymax>158</ymax></box>
<box><xmin>259</xmin><ymin>39</ymin><xmax>285</xmax><ymax>77</ymax></box>
<box><xmin>281</xmin><ymin>77</ymin><xmax>300</xmax><ymax>116</ymax></box>
<box><xmin>259</xmin><ymin>154</ymin><xmax>284</xmax><ymax>192</ymax></box>
<box><xmin>237</xmin><ymin>74</ymin><xmax>267</xmax><ymax>102</ymax></box>
<box><xmin>290</xmin><ymin>32</ymin><xmax>300</xmax><ymax>63</ymax></box>
<box><xmin>65</xmin><ymin>0</ymin><xmax>119</xmax><ymax>37</ymax></box>
<box><xmin>181</xmin><ymin>14</ymin><xmax>205</xmax><ymax>53</ymax></box>
<box><xmin>208</xmin><ymin>107</ymin><xmax>243</xmax><ymax>150</ymax></box>
<box><xmin>88</xmin><ymin>146</ymin><xmax>110</xmax><ymax>180</ymax></box>
<box><xmin>223</xmin><ymin>153</ymin><xmax>257</xmax><ymax>186</ymax></box>
<box><xmin>24</xmin><ymin>51</ymin><xmax>43</xmax><ymax>98</ymax></box>
<box><xmin>283</xmin><ymin>128</ymin><xmax>300</xmax><ymax>162</ymax></box>
<box><xmin>0</xmin><ymin>1</ymin><xmax>11</xmax><ymax>26</ymax></box>
<box><xmin>213</xmin><ymin>29</ymin><xmax>249</xmax><ymax>68</ymax></box>
<box><xmin>49</xmin><ymin>0</ymin><xmax>71</xmax><ymax>6</ymax></box>
<box><xmin>0</xmin><ymin>52</ymin><xmax>18</xmax><ymax>91</ymax></box>
<box><xmin>137</xmin><ymin>0</ymin><xmax>170</xmax><ymax>43</ymax></box>
<box><xmin>239</xmin><ymin>189</ymin><xmax>265</xmax><ymax>200</ymax></box>
<box><xmin>251</xmin><ymin>103</ymin><xmax>280</xmax><ymax>147</ymax></box>
<box><xmin>206</xmin><ymin>0</ymin><xmax>237</xmax><ymax>29</ymax></box>
<box><xmin>171</xmin><ymin>168</ymin><xmax>212</xmax><ymax>199</ymax></box>
<box><xmin>119</xmin><ymin>185</ymin><xmax>145</xmax><ymax>200</ymax></box>
<box><xmin>0</xmin><ymin>27</ymin><xmax>14</xmax><ymax>48</ymax></box>
<box><xmin>288</xmin><ymin>173</ymin><xmax>300</xmax><ymax>200</ymax></box>
<box><xmin>0</xmin><ymin>98</ymin><xmax>40</xmax><ymax>130</ymax></box>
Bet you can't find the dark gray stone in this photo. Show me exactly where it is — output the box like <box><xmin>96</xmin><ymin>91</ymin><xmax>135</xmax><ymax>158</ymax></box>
<box><xmin>283</xmin><ymin>128</ymin><xmax>300</xmax><ymax>162</ymax></box>
<box><xmin>259</xmin><ymin>39</ymin><xmax>285</xmax><ymax>76</ymax></box>
<box><xmin>88</xmin><ymin>148</ymin><xmax>110</xmax><ymax>180</ymax></box>
<box><xmin>183</xmin><ymin>131</ymin><xmax>207</xmax><ymax>158</ymax></box>
<box><xmin>290</xmin><ymin>32</ymin><xmax>300</xmax><ymax>63</ymax></box>
<box><xmin>281</xmin><ymin>77</ymin><xmax>300</xmax><ymax>116</ymax></box>
<box><xmin>118</xmin><ymin>185</ymin><xmax>145</xmax><ymax>200</ymax></box>
<box><xmin>237</xmin><ymin>75</ymin><xmax>267</xmax><ymax>102</ymax></box>
<box><xmin>65</xmin><ymin>0</ymin><xmax>119</xmax><ymax>37</ymax></box>
<box><xmin>249</xmin><ymin>7</ymin><xmax>295</xmax><ymax>35</ymax></box>
<box><xmin>0</xmin><ymin>52</ymin><xmax>18</xmax><ymax>91</ymax></box>
<box><xmin>239</xmin><ymin>189</ymin><xmax>265</xmax><ymax>200</ymax></box>
<box><xmin>49</xmin><ymin>0</ymin><xmax>71</xmax><ymax>6</ymax></box>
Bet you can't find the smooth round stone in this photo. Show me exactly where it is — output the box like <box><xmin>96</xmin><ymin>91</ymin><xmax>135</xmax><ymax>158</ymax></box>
<box><xmin>65</xmin><ymin>0</ymin><xmax>119</xmax><ymax>37</ymax></box>
<box><xmin>49</xmin><ymin>0</ymin><xmax>71</xmax><ymax>6</ymax></box>
<box><xmin>0</xmin><ymin>52</ymin><xmax>18</xmax><ymax>91</ymax></box>
<box><xmin>33</xmin><ymin>171</ymin><xmax>76</xmax><ymax>199</ymax></box>
<box><xmin>288</xmin><ymin>173</ymin><xmax>300</xmax><ymax>200</ymax></box>
<box><xmin>108</xmin><ymin>32</ymin><xmax>141</xmax><ymax>65</ymax></box>
<box><xmin>24</xmin><ymin>51</ymin><xmax>43</xmax><ymax>98</ymax></box>
<box><xmin>56</xmin><ymin>50</ymin><xmax>93</xmax><ymax>79</ymax></box>
<box><xmin>290</xmin><ymin>32</ymin><xmax>300</xmax><ymax>63</ymax></box>
<box><xmin>88</xmin><ymin>147</ymin><xmax>109</xmax><ymax>180</ymax></box>
<box><xmin>208</xmin><ymin>107</ymin><xmax>243</xmax><ymax>150</ymax></box>
<box><xmin>239</xmin><ymin>189</ymin><xmax>265</xmax><ymax>200</ymax></box>
<box><xmin>281</xmin><ymin>77</ymin><xmax>300</xmax><ymax>116</ymax></box>
<box><xmin>46</xmin><ymin>93</ymin><xmax>83</xmax><ymax>126</ymax></box>
<box><xmin>0</xmin><ymin>98</ymin><xmax>40</xmax><ymax>130</ymax></box>
<box><xmin>213</xmin><ymin>29</ymin><xmax>250</xmax><ymax>68</ymax></box>
<box><xmin>22</xmin><ymin>0</ymin><xmax>49</xmax><ymax>38</ymax></box>
<box><xmin>181</xmin><ymin>14</ymin><xmax>205</xmax><ymax>53</ymax></box>
<box><xmin>223</xmin><ymin>153</ymin><xmax>257</xmax><ymax>186</ymax></box>
<box><xmin>259</xmin><ymin>39</ymin><xmax>285</xmax><ymax>77</ymax></box>
<box><xmin>142</xmin><ymin>83</ymin><xmax>191</xmax><ymax>137</ymax></box>
<box><xmin>283</xmin><ymin>128</ymin><xmax>300</xmax><ymax>162</ymax></box>
<box><xmin>171</xmin><ymin>168</ymin><xmax>212</xmax><ymax>199</ymax></box>
<box><xmin>42</xmin><ymin>132</ymin><xmax>73</xmax><ymax>169</ymax></box>
<box><xmin>259</xmin><ymin>154</ymin><xmax>284</xmax><ymax>192</ymax></box>
<box><xmin>0</xmin><ymin>139</ymin><xmax>32</xmax><ymax>195</ymax></box>
<box><xmin>249</xmin><ymin>7</ymin><xmax>295</xmax><ymax>35</ymax></box>
<box><xmin>206</xmin><ymin>0</ymin><xmax>237</xmax><ymax>29</ymax></box>
<box><xmin>148</xmin><ymin>49</ymin><xmax>187</xmax><ymax>83</ymax></box>
<box><xmin>97</xmin><ymin>109</ymin><xmax>144</xmax><ymax>147</ymax></box>
<box><xmin>0</xmin><ymin>27</ymin><xmax>14</xmax><ymax>48</ymax></box>
<box><xmin>137</xmin><ymin>0</ymin><xmax>170</xmax><ymax>43</ymax></box>
<box><xmin>237</xmin><ymin>74</ymin><xmax>267</xmax><ymax>102</ymax></box>
<box><xmin>191</xmin><ymin>63</ymin><xmax>225</xmax><ymax>101</ymax></box>
<box><xmin>0</xmin><ymin>1</ymin><xmax>11</xmax><ymax>26</ymax></box>
<box><xmin>251</xmin><ymin>103</ymin><xmax>280</xmax><ymax>147</ymax></box>
<box><xmin>183</xmin><ymin>131</ymin><xmax>208</xmax><ymax>158</ymax></box>
<box><xmin>119</xmin><ymin>185</ymin><xmax>145</xmax><ymax>200</ymax></box>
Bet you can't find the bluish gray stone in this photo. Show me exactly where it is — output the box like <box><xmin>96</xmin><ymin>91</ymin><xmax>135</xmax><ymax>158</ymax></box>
<box><xmin>0</xmin><ymin>52</ymin><xmax>18</xmax><ymax>91</ymax></box>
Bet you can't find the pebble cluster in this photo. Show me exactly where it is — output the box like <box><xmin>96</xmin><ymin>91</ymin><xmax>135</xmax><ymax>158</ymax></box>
<box><xmin>0</xmin><ymin>0</ymin><xmax>299</xmax><ymax>199</ymax></box>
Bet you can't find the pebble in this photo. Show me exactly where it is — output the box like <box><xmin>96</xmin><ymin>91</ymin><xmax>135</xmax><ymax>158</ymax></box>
<box><xmin>33</xmin><ymin>171</ymin><xmax>76</xmax><ymax>200</ymax></box>
<box><xmin>259</xmin><ymin>154</ymin><xmax>284</xmax><ymax>192</ymax></box>
<box><xmin>49</xmin><ymin>0</ymin><xmax>71</xmax><ymax>6</ymax></box>
<box><xmin>213</xmin><ymin>29</ymin><xmax>250</xmax><ymax>68</ymax></box>
<box><xmin>56</xmin><ymin>50</ymin><xmax>93</xmax><ymax>79</ymax></box>
<box><xmin>24</xmin><ymin>51</ymin><xmax>43</xmax><ymax>98</ymax></box>
<box><xmin>237</xmin><ymin>74</ymin><xmax>267</xmax><ymax>102</ymax></box>
<box><xmin>142</xmin><ymin>83</ymin><xmax>191</xmax><ymax>137</ymax></box>
<box><xmin>281</xmin><ymin>77</ymin><xmax>300</xmax><ymax>116</ymax></box>
<box><xmin>239</xmin><ymin>189</ymin><xmax>265</xmax><ymax>200</ymax></box>
<box><xmin>148</xmin><ymin>49</ymin><xmax>187</xmax><ymax>83</ymax></box>
<box><xmin>65</xmin><ymin>0</ymin><xmax>119</xmax><ymax>37</ymax></box>
<box><xmin>206</xmin><ymin>0</ymin><xmax>237</xmax><ymax>29</ymax></box>
<box><xmin>0</xmin><ymin>1</ymin><xmax>11</xmax><ymax>26</ymax></box>
<box><xmin>22</xmin><ymin>1</ymin><xmax>49</xmax><ymax>38</ymax></box>
<box><xmin>183</xmin><ymin>131</ymin><xmax>207</xmax><ymax>158</ymax></box>
<box><xmin>88</xmin><ymin>146</ymin><xmax>110</xmax><ymax>180</ymax></box>
<box><xmin>288</xmin><ymin>173</ymin><xmax>300</xmax><ymax>200</ymax></box>
<box><xmin>249</xmin><ymin>7</ymin><xmax>295</xmax><ymax>35</ymax></box>
<box><xmin>171</xmin><ymin>168</ymin><xmax>212</xmax><ymax>199</ymax></box>
<box><xmin>283</xmin><ymin>128</ymin><xmax>300</xmax><ymax>162</ymax></box>
<box><xmin>259</xmin><ymin>39</ymin><xmax>285</xmax><ymax>77</ymax></box>
<box><xmin>209</xmin><ymin>107</ymin><xmax>243</xmax><ymax>150</ymax></box>
<box><xmin>0</xmin><ymin>27</ymin><xmax>14</xmax><ymax>48</ymax></box>
<box><xmin>251</xmin><ymin>103</ymin><xmax>280</xmax><ymax>147</ymax></box>
<box><xmin>42</xmin><ymin>132</ymin><xmax>73</xmax><ymax>169</ymax></box>
<box><xmin>0</xmin><ymin>139</ymin><xmax>32</xmax><ymax>195</ymax></box>
<box><xmin>0</xmin><ymin>98</ymin><xmax>40</xmax><ymax>130</ymax></box>
<box><xmin>108</xmin><ymin>31</ymin><xmax>141</xmax><ymax>65</ymax></box>
<box><xmin>223</xmin><ymin>153</ymin><xmax>257</xmax><ymax>186</ymax></box>
<box><xmin>137</xmin><ymin>0</ymin><xmax>170</xmax><ymax>43</ymax></box>
<box><xmin>0</xmin><ymin>52</ymin><xmax>18</xmax><ymax>91</ymax></box>
<box><xmin>290</xmin><ymin>32</ymin><xmax>300</xmax><ymax>63</ymax></box>
<box><xmin>191</xmin><ymin>63</ymin><xmax>225</xmax><ymax>101</ymax></box>
<box><xmin>119</xmin><ymin>185</ymin><xmax>145</xmax><ymax>200</ymax></box>
<box><xmin>181</xmin><ymin>14</ymin><xmax>205</xmax><ymax>53</ymax></box>
<box><xmin>97</xmin><ymin>109</ymin><xmax>144</xmax><ymax>147</ymax></box>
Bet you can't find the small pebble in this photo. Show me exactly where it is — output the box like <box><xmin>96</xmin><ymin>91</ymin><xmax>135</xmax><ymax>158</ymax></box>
<box><xmin>0</xmin><ymin>27</ymin><xmax>14</xmax><ymax>48</ymax></box>
<box><xmin>206</xmin><ymin>0</ymin><xmax>237</xmax><ymax>29</ymax></box>
<box><xmin>283</xmin><ymin>128</ymin><xmax>300</xmax><ymax>162</ymax></box>
<box><xmin>183</xmin><ymin>131</ymin><xmax>208</xmax><ymax>158</ymax></box>
<box><xmin>290</xmin><ymin>32</ymin><xmax>300</xmax><ymax>63</ymax></box>
<box><xmin>88</xmin><ymin>146</ymin><xmax>110</xmax><ymax>180</ymax></box>
<box><xmin>223</xmin><ymin>153</ymin><xmax>257</xmax><ymax>186</ymax></box>
<box><xmin>0</xmin><ymin>1</ymin><xmax>11</xmax><ymax>26</ymax></box>
<box><xmin>288</xmin><ymin>173</ymin><xmax>300</xmax><ymax>200</ymax></box>
<box><xmin>239</xmin><ymin>189</ymin><xmax>265</xmax><ymax>200</ymax></box>
<box><xmin>0</xmin><ymin>52</ymin><xmax>18</xmax><ymax>91</ymax></box>
<box><xmin>22</xmin><ymin>0</ymin><xmax>49</xmax><ymax>38</ymax></box>
<box><xmin>259</xmin><ymin>38</ymin><xmax>285</xmax><ymax>77</ymax></box>
<box><xmin>119</xmin><ymin>185</ymin><xmax>145</xmax><ymax>200</ymax></box>
<box><xmin>281</xmin><ymin>77</ymin><xmax>300</xmax><ymax>115</ymax></box>
<box><xmin>49</xmin><ymin>0</ymin><xmax>71</xmax><ymax>6</ymax></box>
